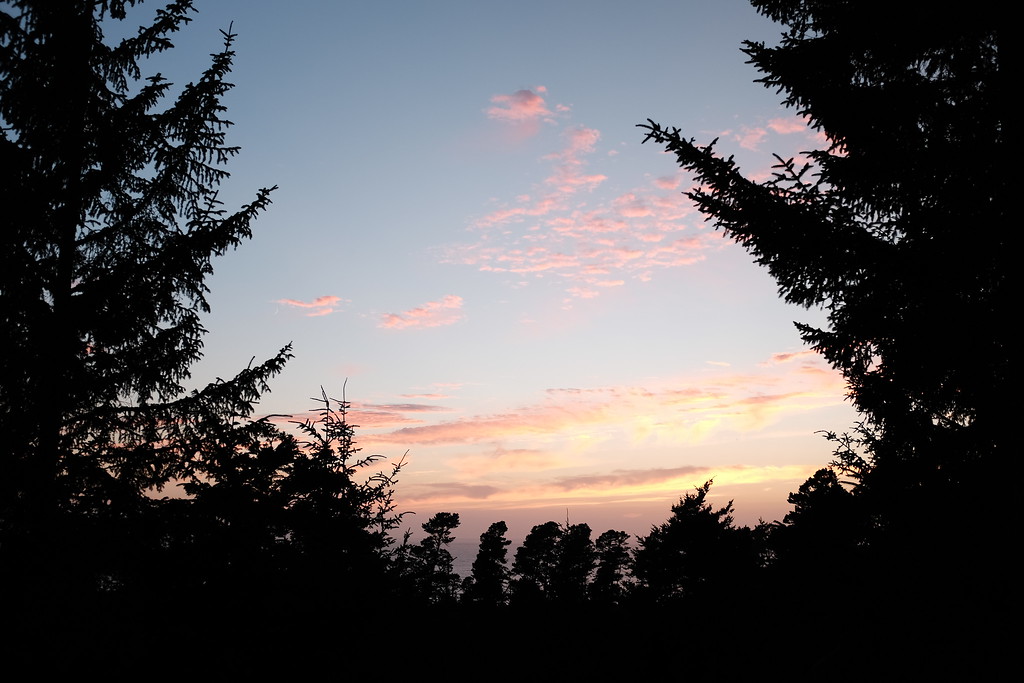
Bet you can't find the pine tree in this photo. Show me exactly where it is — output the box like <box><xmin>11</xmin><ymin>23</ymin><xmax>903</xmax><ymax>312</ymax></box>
<box><xmin>550</xmin><ymin>522</ymin><xmax>595</xmax><ymax>604</ymax></box>
<box><xmin>633</xmin><ymin>481</ymin><xmax>760</xmax><ymax>603</ymax></box>
<box><xmin>411</xmin><ymin>512</ymin><xmax>461</xmax><ymax>603</ymax></box>
<box><xmin>639</xmin><ymin>1</ymin><xmax>1011</xmax><ymax>528</ymax></box>
<box><xmin>465</xmin><ymin>521</ymin><xmax>511</xmax><ymax>606</ymax></box>
<box><xmin>510</xmin><ymin>521</ymin><xmax>561</xmax><ymax>604</ymax></box>
<box><xmin>0</xmin><ymin>1</ymin><xmax>288</xmax><ymax>594</ymax></box>
<box><xmin>172</xmin><ymin>390</ymin><xmax>408</xmax><ymax>602</ymax></box>
<box><xmin>590</xmin><ymin>529</ymin><xmax>632</xmax><ymax>605</ymax></box>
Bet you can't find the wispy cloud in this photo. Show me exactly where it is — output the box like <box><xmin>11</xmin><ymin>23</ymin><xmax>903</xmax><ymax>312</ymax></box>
<box><xmin>487</xmin><ymin>87</ymin><xmax>552</xmax><ymax>123</ymax></box>
<box><xmin>407</xmin><ymin>482</ymin><xmax>503</xmax><ymax>501</ymax></box>
<box><xmin>653</xmin><ymin>175</ymin><xmax>681</xmax><ymax>190</ymax></box>
<box><xmin>767</xmin><ymin>116</ymin><xmax>810</xmax><ymax>135</ymax></box>
<box><xmin>446</xmin><ymin>90</ymin><xmax>724</xmax><ymax>304</ymax></box>
<box><xmin>398</xmin><ymin>463</ymin><xmax>819</xmax><ymax>508</ymax></box>
<box><xmin>379</xmin><ymin>295</ymin><xmax>464</xmax><ymax>330</ymax></box>
<box><xmin>725</xmin><ymin>115</ymin><xmax>824</xmax><ymax>152</ymax></box>
<box><xmin>360</xmin><ymin>402</ymin><xmax>452</xmax><ymax>413</ymax></box>
<box><xmin>366</xmin><ymin>351</ymin><xmax>845</xmax><ymax>451</ymax></box>
<box><xmin>764</xmin><ymin>349</ymin><xmax>818</xmax><ymax>365</ymax></box>
<box><xmin>273</xmin><ymin>352</ymin><xmax>845</xmax><ymax>515</ymax></box>
<box><xmin>544</xmin><ymin>126</ymin><xmax>608</xmax><ymax>193</ymax></box>
<box><xmin>550</xmin><ymin>465</ymin><xmax>710</xmax><ymax>492</ymax></box>
<box><xmin>485</xmin><ymin>86</ymin><xmax>565</xmax><ymax>139</ymax></box>
<box><xmin>449</xmin><ymin>447</ymin><xmax>567</xmax><ymax>476</ymax></box>
<box><xmin>276</xmin><ymin>295</ymin><xmax>346</xmax><ymax>317</ymax></box>
<box><xmin>737</xmin><ymin>126</ymin><xmax>769</xmax><ymax>151</ymax></box>
<box><xmin>276</xmin><ymin>400</ymin><xmax>453</xmax><ymax>431</ymax></box>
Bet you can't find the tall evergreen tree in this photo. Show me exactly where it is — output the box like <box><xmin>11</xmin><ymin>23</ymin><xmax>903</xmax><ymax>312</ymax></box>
<box><xmin>510</xmin><ymin>521</ymin><xmax>561</xmax><ymax>604</ymax></box>
<box><xmin>465</xmin><ymin>521</ymin><xmax>511</xmax><ymax>606</ymax></box>
<box><xmin>0</xmin><ymin>0</ymin><xmax>289</xmax><ymax>594</ymax></box>
<box><xmin>639</xmin><ymin>1</ymin><xmax>1011</xmax><ymax>555</ymax></box>
<box><xmin>769</xmin><ymin>468</ymin><xmax>867</xmax><ymax>585</ymax></box>
<box><xmin>412</xmin><ymin>512</ymin><xmax>461</xmax><ymax>603</ymax></box>
<box><xmin>590</xmin><ymin>529</ymin><xmax>632</xmax><ymax>605</ymax></box>
<box><xmin>550</xmin><ymin>522</ymin><xmax>595</xmax><ymax>604</ymax></box>
<box><xmin>633</xmin><ymin>481</ymin><xmax>760</xmax><ymax>603</ymax></box>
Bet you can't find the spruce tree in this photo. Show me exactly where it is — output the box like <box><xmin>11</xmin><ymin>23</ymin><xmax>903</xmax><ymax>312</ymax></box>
<box><xmin>639</xmin><ymin>2</ymin><xmax>1013</xmax><ymax>619</ymax></box>
<box><xmin>633</xmin><ymin>481</ymin><xmax>760</xmax><ymax>603</ymax></box>
<box><xmin>0</xmin><ymin>0</ymin><xmax>288</xmax><ymax>592</ymax></box>
<box><xmin>639</xmin><ymin>1</ymin><xmax>1011</xmax><ymax>533</ymax></box>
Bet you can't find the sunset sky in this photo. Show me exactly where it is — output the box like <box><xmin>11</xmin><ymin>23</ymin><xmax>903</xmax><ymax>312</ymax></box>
<box><xmin>138</xmin><ymin>0</ymin><xmax>859</xmax><ymax>543</ymax></box>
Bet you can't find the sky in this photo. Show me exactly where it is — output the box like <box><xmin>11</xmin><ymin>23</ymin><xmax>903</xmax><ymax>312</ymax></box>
<box><xmin>122</xmin><ymin>0</ymin><xmax>859</xmax><ymax>544</ymax></box>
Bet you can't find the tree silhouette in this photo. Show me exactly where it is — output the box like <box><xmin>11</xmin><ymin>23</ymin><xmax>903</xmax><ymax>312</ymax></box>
<box><xmin>550</xmin><ymin>522</ymin><xmax>595</xmax><ymax>604</ymax></box>
<box><xmin>633</xmin><ymin>481</ymin><xmax>761</xmax><ymax>603</ymax></box>
<box><xmin>464</xmin><ymin>521</ymin><xmax>511</xmax><ymax>606</ymax></box>
<box><xmin>507</xmin><ymin>520</ymin><xmax>604</xmax><ymax>605</ymax></box>
<box><xmin>510</xmin><ymin>521</ymin><xmax>561</xmax><ymax>604</ymax></box>
<box><xmin>770</xmin><ymin>468</ymin><xmax>867</xmax><ymax>582</ymax></box>
<box><xmin>0</xmin><ymin>0</ymin><xmax>294</xmax><ymax>602</ymax></box>
<box><xmin>411</xmin><ymin>512</ymin><xmax>462</xmax><ymax>603</ymax></box>
<box><xmin>590</xmin><ymin>529</ymin><xmax>632</xmax><ymax>605</ymax></box>
<box><xmin>638</xmin><ymin>1</ymin><xmax>1011</xmax><ymax>593</ymax></box>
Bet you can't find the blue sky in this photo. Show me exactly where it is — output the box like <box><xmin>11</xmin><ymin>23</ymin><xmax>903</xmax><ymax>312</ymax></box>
<box><xmin>130</xmin><ymin>0</ymin><xmax>859</xmax><ymax>542</ymax></box>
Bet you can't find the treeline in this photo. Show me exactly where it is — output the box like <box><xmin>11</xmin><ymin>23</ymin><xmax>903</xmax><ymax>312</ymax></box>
<box><xmin>387</xmin><ymin>469</ymin><xmax>880</xmax><ymax>609</ymax></box>
<box><xmin>0</xmin><ymin>396</ymin><xmax>858</xmax><ymax>612</ymax></box>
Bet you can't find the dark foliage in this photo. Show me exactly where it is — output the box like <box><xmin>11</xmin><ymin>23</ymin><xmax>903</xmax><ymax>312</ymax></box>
<box><xmin>1</xmin><ymin>1</ymin><xmax>285</xmax><ymax>526</ymax></box>
<box><xmin>638</xmin><ymin>1</ymin><xmax>1012</xmax><ymax>598</ymax></box>
<box><xmin>633</xmin><ymin>481</ymin><xmax>763</xmax><ymax>603</ymax></box>
<box><xmin>590</xmin><ymin>529</ymin><xmax>632</xmax><ymax>604</ymax></box>
<box><xmin>771</xmin><ymin>468</ymin><xmax>866</xmax><ymax>571</ymax></box>
<box><xmin>510</xmin><ymin>520</ymin><xmax>562</xmax><ymax>604</ymax></box>
<box><xmin>550</xmin><ymin>522</ymin><xmax>596</xmax><ymax>604</ymax></box>
<box><xmin>0</xmin><ymin>1</ymin><xmax>406</xmax><ymax>607</ymax></box>
<box><xmin>409</xmin><ymin>511</ymin><xmax>462</xmax><ymax>603</ymax></box>
<box><xmin>464</xmin><ymin>520</ymin><xmax>511</xmax><ymax>606</ymax></box>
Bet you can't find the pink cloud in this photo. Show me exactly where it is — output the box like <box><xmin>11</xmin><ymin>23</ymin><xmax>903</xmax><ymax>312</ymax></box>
<box><xmin>445</xmin><ymin>100</ymin><xmax>726</xmax><ymax>302</ymax></box>
<box><xmin>268</xmin><ymin>408</ymin><xmax>422</xmax><ymax>431</ymax></box>
<box><xmin>653</xmin><ymin>175</ymin><xmax>681</xmax><ymax>190</ymax></box>
<box><xmin>767</xmin><ymin>117</ymin><xmax>810</xmax><ymax>135</ymax></box>
<box><xmin>566</xmin><ymin>286</ymin><xmax>599</xmax><ymax>299</ymax></box>
<box><xmin>449</xmin><ymin>447</ymin><xmax>567</xmax><ymax>476</ymax></box>
<box><xmin>397</xmin><ymin>463</ymin><xmax>815</xmax><ymax>511</ymax></box>
<box><xmin>364</xmin><ymin>351</ymin><xmax>846</xmax><ymax>449</ymax></box>
<box><xmin>276</xmin><ymin>401</ymin><xmax>452</xmax><ymax>431</ymax></box>
<box><xmin>487</xmin><ymin>88</ymin><xmax>552</xmax><ymax>123</ymax></box>
<box><xmin>372</xmin><ymin>401</ymin><xmax>609</xmax><ymax>446</ymax></box>
<box><xmin>565</xmin><ymin>126</ymin><xmax>600</xmax><ymax>153</ymax></box>
<box><xmin>406</xmin><ymin>482</ymin><xmax>502</xmax><ymax>501</ymax></box>
<box><xmin>359</xmin><ymin>402</ymin><xmax>452</xmax><ymax>413</ymax></box>
<box><xmin>379</xmin><ymin>295</ymin><xmax>464</xmax><ymax>330</ymax></box>
<box><xmin>765</xmin><ymin>349</ymin><xmax>819</xmax><ymax>364</ymax></box>
<box><xmin>544</xmin><ymin>127</ymin><xmax>608</xmax><ymax>193</ymax></box>
<box><xmin>276</xmin><ymin>295</ymin><xmax>345</xmax><ymax>317</ymax></box>
<box><xmin>550</xmin><ymin>465</ymin><xmax>710</xmax><ymax>492</ymax></box>
<box><xmin>737</xmin><ymin>126</ymin><xmax>768</xmax><ymax>151</ymax></box>
<box><xmin>613</xmin><ymin>193</ymin><xmax>652</xmax><ymax>218</ymax></box>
